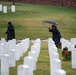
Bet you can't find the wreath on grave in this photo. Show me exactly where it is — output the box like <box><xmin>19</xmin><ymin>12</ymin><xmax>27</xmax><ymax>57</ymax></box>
<box><xmin>62</xmin><ymin>47</ymin><xmax>71</xmax><ymax>61</ymax></box>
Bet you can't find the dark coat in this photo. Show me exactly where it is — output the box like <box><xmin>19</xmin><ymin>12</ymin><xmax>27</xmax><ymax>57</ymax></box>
<box><xmin>49</xmin><ymin>27</ymin><xmax>61</xmax><ymax>46</ymax></box>
<box><xmin>6</xmin><ymin>23</ymin><xmax>15</xmax><ymax>41</ymax></box>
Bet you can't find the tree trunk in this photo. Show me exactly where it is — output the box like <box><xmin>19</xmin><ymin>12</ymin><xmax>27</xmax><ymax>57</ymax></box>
<box><xmin>13</xmin><ymin>0</ymin><xmax>15</xmax><ymax>5</ymax></box>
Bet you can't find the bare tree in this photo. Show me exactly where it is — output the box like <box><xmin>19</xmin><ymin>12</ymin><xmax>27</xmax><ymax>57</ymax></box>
<box><xmin>8</xmin><ymin>0</ymin><xmax>15</xmax><ymax>5</ymax></box>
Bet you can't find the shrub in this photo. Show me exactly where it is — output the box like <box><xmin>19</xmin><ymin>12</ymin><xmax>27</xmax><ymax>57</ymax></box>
<box><xmin>62</xmin><ymin>47</ymin><xmax>71</xmax><ymax>61</ymax></box>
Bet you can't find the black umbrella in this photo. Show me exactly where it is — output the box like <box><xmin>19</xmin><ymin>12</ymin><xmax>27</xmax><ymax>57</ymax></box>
<box><xmin>43</xmin><ymin>20</ymin><xmax>57</xmax><ymax>25</ymax></box>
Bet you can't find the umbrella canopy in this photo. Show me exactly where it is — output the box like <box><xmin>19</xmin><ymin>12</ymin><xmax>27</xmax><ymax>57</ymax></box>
<box><xmin>43</xmin><ymin>20</ymin><xmax>57</xmax><ymax>25</ymax></box>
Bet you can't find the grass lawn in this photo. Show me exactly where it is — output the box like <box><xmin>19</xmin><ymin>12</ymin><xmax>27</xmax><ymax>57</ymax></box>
<box><xmin>0</xmin><ymin>1</ymin><xmax>76</xmax><ymax>39</ymax></box>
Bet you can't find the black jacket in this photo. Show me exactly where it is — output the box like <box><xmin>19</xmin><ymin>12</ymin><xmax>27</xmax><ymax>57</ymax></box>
<box><xmin>49</xmin><ymin>28</ymin><xmax>61</xmax><ymax>46</ymax></box>
<box><xmin>6</xmin><ymin>24</ymin><xmax>15</xmax><ymax>41</ymax></box>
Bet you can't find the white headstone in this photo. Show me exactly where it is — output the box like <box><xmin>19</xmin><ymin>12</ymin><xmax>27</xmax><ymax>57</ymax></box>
<box><xmin>70</xmin><ymin>45</ymin><xmax>74</xmax><ymax>51</ymax></box>
<box><xmin>28</xmin><ymin>51</ymin><xmax>36</xmax><ymax>70</ymax></box>
<box><xmin>53</xmin><ymin>69</ymin><xmax>66</xmax><ymax>75</ymax></box>
<box><xmin>3</xmin><ymin>6</ymin><xmax>7</xmax><ymax>13</ymax></box>
<box><xmin>49</xmin><ymin>47</ymin><xmax>57</xmax><ymax>56</ymax></box>
<box><xmin>51</xmin><ymin>53</ymin><xmax>59</xmax><ymax>61</ymax></box>
<box><xmin>48</xmin><ymin>38</ymin><xmax>54</xmax><ymax>44</ymax></box>
<box><xmin>8</xmin><ymin>39</ymin><xmax>16</xmax><ymax>50</ymax></box>
<box><xmin>4</xmin><ymin>42</ymin><xmax>9</xmax><ymax>54</ymax></box>
<box><xmin>0</xmin><ymin>59</ymin><xmax>1</xmax><ymax>75</ymax></box>
<box><xmin>51</xmin><ymin>59</ymin><xmax>61</xmax><ymax>75</ymax></box>
<box><xmin>1</xmin><ymin>38</ymin><xmax>6</xmax><ymax>44</ymax></box>
<box><xmin>24</xmin><ymin>56</ymin><xmax>33</xmax><ymax>75</ymax></box>
<box><xmin>11</xmin><ymin>5</ymin><xmax>15</xmax><ymax>12</ymax></box>
<box><xmin>0</xmin><ymin>44</ymin><xmax>4</xmax><ymax>59</ymax></box>
<box><xmin>72</xmin><ymin>48</ymin><xmax>76</xmax><ymax>68</ymax></box>
<box><xmin>0</xmin><ymin>4</ymin><xmax>2</xmax><ymax>11</ymax></box>
<box><xmin>18</xmin><ymin>43</ymin><xmax>24</xmax><ymax>56</ymax></box>
<box><xmin>9</xmin><ymin>49</ymin><xmax>16</xmax><ymax>67</ymax></box>
<box><xmin>21</xmin><ymin>38</ymin><xmax>30</xmax><ymax>50</ymax></box>
<box><xmin>31</xmin><ymin>45</ymin><xmax>38</xmax><ymax>61</ymax></box>
<box><xmin>21</xmin><ymin>40</ymin><xmax>27</xmax><ymax>52</ymax></box>
<box><xmin>1</xmin><ymin>54</ymin><xmax>9</xmax><ymax>75</ymax></box>
<box><xmin>17</xmin><ymin>65</ymin><xmax>29</xmax><ymax>75</ymax></box>
<box><xmin>15</xmin><ymin>44</ymin><xmax>20</xmax><ymax>61</ymax></box>
<box><xmin>60</xmin><ymin>38</ymin><xmax>66</xmax><ymax>50</ymax></box>
<box><xmin>70</xmin><ymin>38</ymin><xmax>76</xmax><ymax>46</ymax></box>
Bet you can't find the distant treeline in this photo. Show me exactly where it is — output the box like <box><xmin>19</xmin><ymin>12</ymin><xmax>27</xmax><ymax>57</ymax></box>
<box><xmin>2</xmin><ymin>0</ymin><xmax>76</xmax><ymax>7</ymax></box>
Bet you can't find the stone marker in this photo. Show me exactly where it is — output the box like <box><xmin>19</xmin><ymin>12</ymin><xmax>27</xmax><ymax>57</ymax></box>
<box><xmin>53</xmin><ymin>69</ymin><xmax>66</xmax><ymax>75</ymax></box>
<box><xmin>0</xmin><ymin>44</ymin><xmax>4</xmax><ymax>59</ymax></box>
<box><xmin>51</xmin><ymin>59</ymin><xmax>61</xmax><ymax>75</ymax></box>
<box><xmin>0</xmin><ymin>4</ymin><xmax>2</xmax><ymax>11</ymax></box>
<box><xmin>1</xmin><ymin>54</ymin><xmax>9</xmax><ymax>75</ymax></box>
<box><xmin>49</xmin><ymin>47</ymin><xmax>57</xmax><ymax>56</ymax></box>
<box><xmin>15</xmin><ymin>44</ymin><xmax>20</xmax><ymax>61</ymax></box>
<box><xmin>8</xmin><ymin>39</ymin><xmax>16</xmax><ymax>50</ymax></box>
<box><xmin>17</xmin><ymin>65</ymin><xmax>29</xmax><ymax>75</ymax></box>
<box><xmin>72</xmin><ymin>48</ymin><xmax>76</xmax><ymax>68</ymax></box>
<box><xmin>1</xmin><ymin>38</ymin><xmax>6</xmax><ymax>44</ymax></box>
<box><xmin>0</xmin><ymin>59</ymin><xmax>1</xmax><ymax>75</ymax></box>
<box><xmin>11</xmin><ymin>5</ymin><xmax>15</xmax><ymax>12</ymax></box>
<box><xmin>24</xmin><ymin>56</ymin><xmax>33</xmax><ymax>75</ymax></box>
<box><xmin>18</xmin><ymin>43</ymin><xmax>24</xmax><ymax>57</ymax></box>
<box><xmin>9</xmin><ymin>49</ymin><xmax>15</xmax><ymax>67</ymax></box>
<box><xmin>70</xmin><ymin>38</ymin><xmax>76</xmax><ymax>46</ymax></box>
<box><xmin>28</xmin><ymin>51</ymin><xmax>36</xmax><ymax>70</ymax></box>
<box><xmin>4</xmin><ymin>42</ymin><xmax>9</xmax><ymax>55</ymax></box>
<box><xmin>51</xmin><ymin>53</ymin><xmax>59</xmax><ymax>61</ymax></box>
<box><xmin>31</xmin><ymin>45</ymin><xmax>38</xmax><ymax>62</ymax></box>
<box><xmin>3</xmin><ymin>6</ymin><xmax>7</xmax><ymax>13</ymax></box>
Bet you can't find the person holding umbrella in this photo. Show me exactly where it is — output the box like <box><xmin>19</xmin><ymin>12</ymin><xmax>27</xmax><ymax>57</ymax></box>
<box><xmin>6</xmin><ymin>22</ymin><xmax>15</xmax><ymax>41</ymax></box>
<box><xmin>48</xmin><ymin>24</ymin><xmax>61</xmax><ymax>47</ymax></box>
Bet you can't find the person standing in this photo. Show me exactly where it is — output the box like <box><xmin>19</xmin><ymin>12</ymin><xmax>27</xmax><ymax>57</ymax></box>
<box><xmin>6</xmin><ymin>22</ymin><xmax>15</xmax><ymax>41</ymax></box>
<box><xmin>48</xmin><ymin>25</ymin><xmax>61</xmax><ymax>47</ymax></box>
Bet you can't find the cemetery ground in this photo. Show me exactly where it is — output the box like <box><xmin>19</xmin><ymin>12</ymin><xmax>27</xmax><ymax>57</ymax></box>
<box><xmin>0</xmin><ymin>1</ymin><xmax>76</xmax><ymax>75</ymax></box>
<box><xmin>9</xmin><ymin>42</ymin><xmax>76</xmax><ymax>75</ymax></box>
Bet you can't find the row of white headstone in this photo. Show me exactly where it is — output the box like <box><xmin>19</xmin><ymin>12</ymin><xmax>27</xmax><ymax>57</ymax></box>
<box><xmin>60</xmin><ymin>38</ymin><xmax>73</xmax><ymax>50</ymax></box>
<box><xmin>0</xmin><ymin>38</ymin><xmax>29</xmax><ymax>75</ymax></box>
<box><xmin>60</xmin><ymin>38</ymin><xmax>76</xmax><ymax>69</ymax></box>
<box><xmin>17</xmin><ymin>38</ymin><xmax>41</xmax><ymax>75</ymax></box>
<box><xmin>48</xmin><ymin>38</ymin><xmax>66</xmax><ymax>75</ymax></box>
<box><xmin>0</xmin><ymin>4</ymin><xmax>15</xmax><ymax>13</ymax></box>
